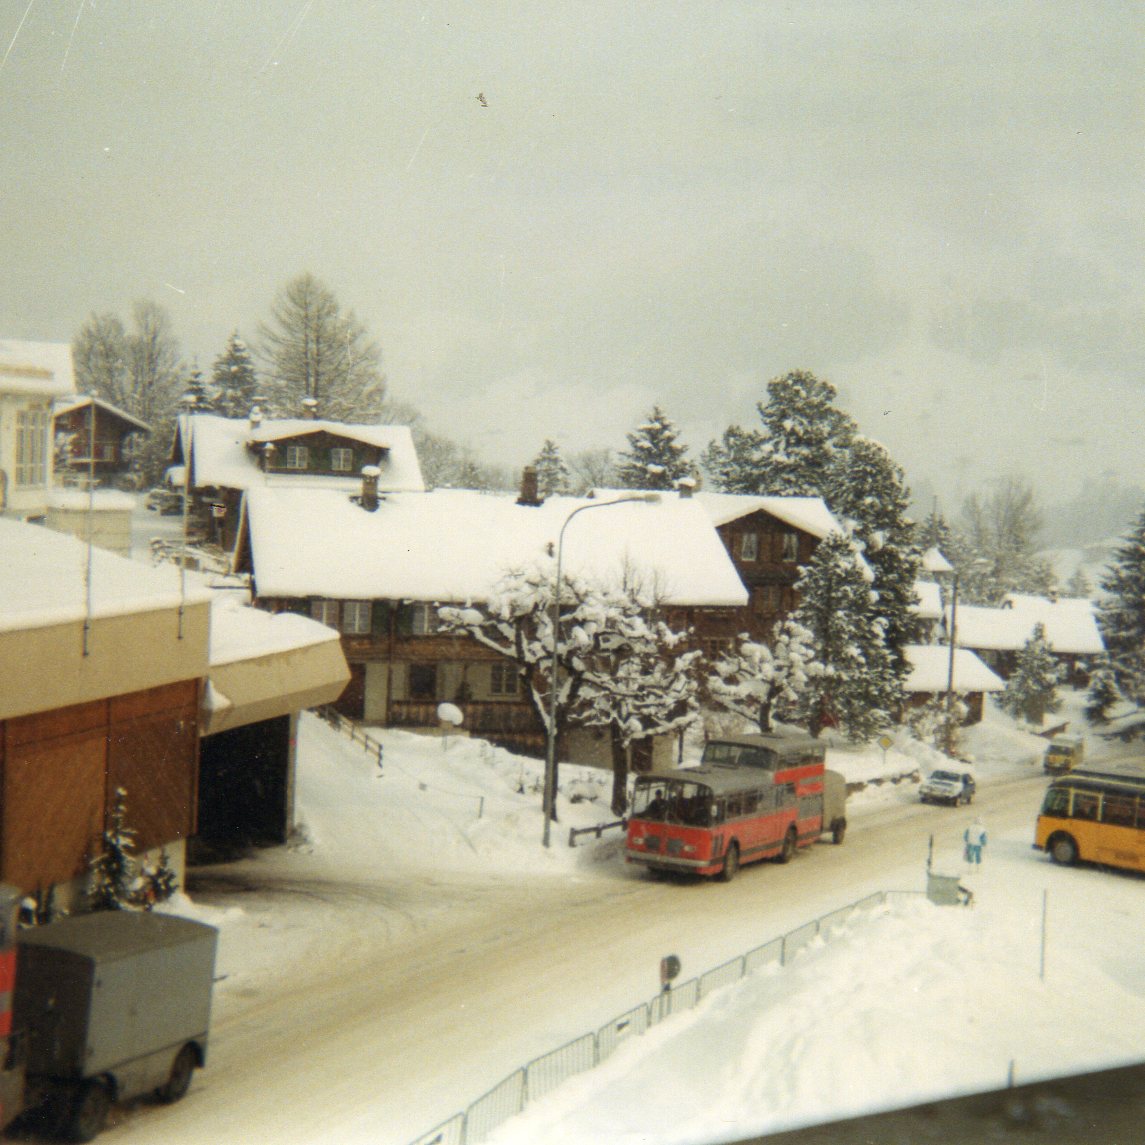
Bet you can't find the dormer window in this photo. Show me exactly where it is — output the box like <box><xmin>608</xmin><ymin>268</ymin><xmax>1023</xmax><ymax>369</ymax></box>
<box><xmin>781</xmin><ymin>531</ymin><xmax>799</xmax><ymax>562</ymax></box>
<box><xmin>739</xmin><ymin>532</ymin><xmax>759</xmax><ymax>561</ymax></box>
<box><xmin>331</xmin><ymin>447</ymin><xmax>354</xmax><ymax>472</ymax></box>
<box><xmin>286</xmin><ymin>445</ymin><xmax>309</xmax><ymax>470</ymax></box>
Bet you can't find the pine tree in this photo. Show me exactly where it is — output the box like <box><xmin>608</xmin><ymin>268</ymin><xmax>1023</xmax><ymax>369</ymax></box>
<box><xmin>180</xmin><ymin>364</ymin><xmax>216</xmax><ymax>412</ymax></box>
<box><xmin>212</xmin><ymin>331</ymin><xmax>260</xmax><ymax>419</ymax></box>
<box><xmin>1094</xmin><ymin>506</ymin><xmax>1145</xmax><ymax>711</ymax></box>
<box><xmin>89</xmin><ymin>788</ymin><xmax>138</xmax><ymax>911</ymax></box>
<box><xmin>996</xmin><ymin>623</ymin><xmax>1062</xmax><ymax>726</ymax></box>
<box><xmin>532</xmin><ymin>439</ymin><xmax>571</xmax><ymax>497</ymax></box>
<box><xmin>1085</xmin><ymin>658</ymin><xmax>1121</xmax><ymax>724</ymax></box>
<box><xmin>615</xmin><ymin>406</ymin><xmax>696</xmax><ymax>491</ymax></box>
<box><xmin>700</xmin><ymin>425</ymin><xmax>766</xmax><ymax>493</ymax></box>
<box><xmin>791</xmin><ymin>532</ymin><xmax>900</xmax><ymax>741</ymax></box>
<box><xmin>139</xmin><ymin>848</ymin><xmax>179</xmax><ymax>909</ymax></box>
<box><xmin>826</xmin><ymin>437</ymin><xmax>921</xmax><ymax>680</ymax></box>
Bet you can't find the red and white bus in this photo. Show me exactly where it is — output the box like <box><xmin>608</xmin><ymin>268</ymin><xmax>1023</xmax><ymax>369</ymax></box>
<box><xmin>625</xmin><ymin>734</ymin><xmax>847</xmax><ymax>881</ymax></box>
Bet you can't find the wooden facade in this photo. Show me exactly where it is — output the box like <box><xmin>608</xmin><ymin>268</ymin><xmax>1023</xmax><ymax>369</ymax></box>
<box><xmin>0</xmin><ymin>680</ymin><xmax>199</xmax><ymax>892</ymax></box>
<box><xmin>53</xmin><ymin>399</ymin><xmax>149</xmax><ymax>485</ymax></box>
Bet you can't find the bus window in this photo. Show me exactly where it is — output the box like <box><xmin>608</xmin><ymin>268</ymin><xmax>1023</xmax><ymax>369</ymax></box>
<box><xmin>778</xmin><ymin>783</ymin><xmax>797</xmax><ymax>810</ymax></box>
<box><xmin>1073</xmin><ymin>792</ymin><xmax>1099</xmax><ymax>821</ymax></box>
<box><xmin>634</xmin><ymin>783</ymin><xmax>669</xmax><ymax>821</ymax></box>
<box><xmin>1102</xmin><ymin>793</ymin><xmax>1137</xmax><ymax>827</ymax></box>
<box><xmin>1042</xmin><ymin>787</ymin><xmax>1070</xmax><ymax>817</ymax></box>
<box><xmin>675</xmin><ymin>784</ymin><xmax>713</xmax><ymax>827</ymax></box>
<box><xmin>725</xmin><ymin>795</ymin><xmax>743</xmax><ymax>820</ymax></box>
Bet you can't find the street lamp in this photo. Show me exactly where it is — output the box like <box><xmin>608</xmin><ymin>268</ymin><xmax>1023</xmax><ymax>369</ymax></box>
<box><xmin>543</xmin><ymin>493</ymin><xmax>661</xmax><ymax>847</ymax></box>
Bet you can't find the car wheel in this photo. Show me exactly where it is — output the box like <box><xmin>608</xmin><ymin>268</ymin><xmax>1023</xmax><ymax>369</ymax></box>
<box><xmin>719</xmin><ymin>841</ymin><xmax>739</xmax><ymax>882</ymax></box>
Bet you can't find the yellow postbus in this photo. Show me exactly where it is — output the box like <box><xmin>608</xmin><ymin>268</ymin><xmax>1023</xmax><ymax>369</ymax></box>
<box><xmin>1034</xmin><ymin>765</ymin><xmax>1145</xmax><ymax>873</ymax></box>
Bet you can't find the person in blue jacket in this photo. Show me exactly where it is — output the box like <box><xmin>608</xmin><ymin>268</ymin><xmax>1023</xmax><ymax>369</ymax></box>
<box><xmin>964</xmin><ymin>817</ymin><xmax>987</xmax><ymax>865</ymax></box>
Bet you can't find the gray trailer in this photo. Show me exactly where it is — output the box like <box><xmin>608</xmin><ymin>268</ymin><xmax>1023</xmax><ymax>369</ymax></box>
<box><xmin>13</xmin><ymin>910</ymin><xmax>217</xmax><ymax>1142</ymax></box>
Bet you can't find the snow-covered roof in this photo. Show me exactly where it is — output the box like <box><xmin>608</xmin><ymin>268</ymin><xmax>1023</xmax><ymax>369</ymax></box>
<box><xmin>46</xmin><ymin>488</ymin><xmax>137</xmax><ymax>513</ymax></box>
<box><xmin>911</xmin><ymin>579</ymin><xmax>943</xmax><ymax>620</ymax></box>
<box><xmin>0</xmin><ymin>339</ymin><xmax>75</xmax><ymax>398</ymax></box>
<box><xmin>692</xmin><ymin>492</ymin><xmax>841</xmax><ymax>539</ymax></box>
<box><xmin>0</xmin><ymin>517</ymin><xmax>211</xmax><ymax>633</ymax></box>
<box><xmin>902</xmin><ymin>644</ymin><xmax>1005</xmax><ymax>693</ymax></box>
<box><xmin>951</xmin><ymin>594</ymin><xmax>1104</xmax><ymax>655</ymax></box>
<box><xmin>245</xmin><ymin>488</ymin><xmax>749</xmax><ymax>607</ymax></box>
<box><xmin>53</xmin><ymin>393</ymin><xmax>151</xmax><ymax>433</ymax></box>
<box><xmin>209</xmin><ymin>593</ymin><xmax>344</xmax><ymax>667</ymax></box>
<box><xmin>180</xmin><ymin>414</ymin><xmax>424</xmax><ymax>493</ymax></box>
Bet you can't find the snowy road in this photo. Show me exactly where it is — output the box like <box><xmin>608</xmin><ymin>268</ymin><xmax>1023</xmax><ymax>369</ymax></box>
<box><xmin>100</xmin><ymin>769</ymin><xmax>1051</xmax><ymax>1145</ymax></box>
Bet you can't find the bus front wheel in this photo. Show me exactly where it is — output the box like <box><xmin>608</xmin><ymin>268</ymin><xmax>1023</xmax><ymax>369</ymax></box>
<box><xmin>720</xmin><ymin>842</ymin><xmax>740</xmax><ymax>882</ymax></box>
<box><xmin>778</xmin><ymin>827</ymin><xmax>797</xmax><ymax>864</ymax></box>
<box><xmin>1050</xmin><ymin>833</ymin><xmax>1078</xmax><ymax>866</ymax></box>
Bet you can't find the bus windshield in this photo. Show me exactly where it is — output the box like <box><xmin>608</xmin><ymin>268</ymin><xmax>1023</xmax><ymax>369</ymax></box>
<box><xmin>632</xmin><ymin>780</ymin><xmax>714</xmax><ymax>827</ymax></box>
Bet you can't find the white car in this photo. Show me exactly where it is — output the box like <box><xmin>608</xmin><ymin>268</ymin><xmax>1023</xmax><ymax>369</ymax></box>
<box><xmin>919</xmin><ymin>768</ymin><xmax>976</xmax><ymax>806</ymax></box>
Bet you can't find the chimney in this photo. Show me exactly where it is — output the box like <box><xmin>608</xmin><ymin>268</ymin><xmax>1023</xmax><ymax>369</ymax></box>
<box><xmin>249</xmin><ymin>405</ymin><xmax>263</xmax><ymax>429</ymax></box>
<box><xmin>301</xmin><ymin>397</ymin><xmax>319</xmax><ymax>420</ymax></box>
<box><xmin>517</xmin><ymin>465</ymin><xmax>542</xmax><ymax>507</ymax></box>
<box><xmin>677</xmin><ymin>476</ymin><xmax>696</xmax><ymax>499</ymax></box>
<box><xmin>360</xmin><ymin>465</ymin><xmax>381</xmax><ymax>512</ymax></box>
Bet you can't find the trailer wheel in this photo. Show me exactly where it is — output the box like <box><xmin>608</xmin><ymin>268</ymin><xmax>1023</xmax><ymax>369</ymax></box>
<box><xmin>831</xmin><ymin>818</ymin><xmax>847</xmax><ymax>845</ymax></box>
<box><xmin>777</xmin><ymin>827</ymin><xmax>797</xmax><ymax>864</ymax></box>
<box><xmin>65</xmin><ymin>1080</ymin><xmax>110</xmax><ymax>1143</ymax></box>
<box><xmin>719</xmin><ymin>841</ymin><xmax>740</xmax><ymax>882</ymax></box>
<box><xmin>157</xmin><ymin>1044</ymin><xmax>198</xmax><ymax>1104</ymax></box>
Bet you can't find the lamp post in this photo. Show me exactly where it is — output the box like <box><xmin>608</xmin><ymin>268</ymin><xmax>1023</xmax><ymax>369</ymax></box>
<box><xmin>543</xmin><ymin>494</ymin><xmax>660</xmax><ymax>847</ymax></box>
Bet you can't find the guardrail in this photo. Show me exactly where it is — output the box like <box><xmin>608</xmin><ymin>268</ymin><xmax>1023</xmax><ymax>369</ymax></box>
<box><xmin>407</xmin><ymin>890</ymin><xmax>892</xmax><ymax>1145</ymax></box>
<box><xmin>567</xmin><ymin>819</ymin><xmax>626</xmax><ymax>847</ymax></box>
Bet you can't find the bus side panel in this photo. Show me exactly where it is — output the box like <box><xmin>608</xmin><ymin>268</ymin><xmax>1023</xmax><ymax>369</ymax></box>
<box><xmin>1094</xmin><ymin>824</ymin><xmax>1145</xmax><ymax>872</ymax></box>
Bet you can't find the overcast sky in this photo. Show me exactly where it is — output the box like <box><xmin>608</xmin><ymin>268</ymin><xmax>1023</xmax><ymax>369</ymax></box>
<box><xmin>2</xmin><ymin>2</ymin><xmax>1141</xmax><ymax>511</ymax></box>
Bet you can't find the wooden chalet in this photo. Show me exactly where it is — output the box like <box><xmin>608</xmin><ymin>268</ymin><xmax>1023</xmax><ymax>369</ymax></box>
<box><xmin>693</xmin><ymin>492</ymin><xmax>843</xmax><ymax>649</ymax></box>
<box><xmin>236</xmin><ymin>480</ymin><xmax>749</xmax><ymax>760</ymax></box>
<box><xmin>52</xmin><ymin>395</ymin><xmax>151</xmax><ymax>487</ymax></box>
<box><xmin>172</xmin><ymin>410</ymin><xmax>424</xmax><ymax>552</ymax></box>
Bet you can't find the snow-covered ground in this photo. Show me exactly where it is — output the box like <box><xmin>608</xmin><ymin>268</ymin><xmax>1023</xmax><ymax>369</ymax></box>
<box><xmin>132</xmin><ymin>688</ymin><xmax>1145</xmax><ymax>1145</ymax></box>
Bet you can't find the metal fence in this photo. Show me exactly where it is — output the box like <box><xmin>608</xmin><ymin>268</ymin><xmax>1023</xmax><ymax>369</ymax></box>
<box><xmin>408</xmin><ymin>890</ymin><xmax>889</xmax><ymax>1145</ymax></box>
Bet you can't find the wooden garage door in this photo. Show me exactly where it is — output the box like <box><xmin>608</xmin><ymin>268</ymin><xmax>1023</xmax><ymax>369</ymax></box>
<box><xmin>2</xmin><ymin>702</ymin><xmax>106</xmax><ymax>890</ymax></box>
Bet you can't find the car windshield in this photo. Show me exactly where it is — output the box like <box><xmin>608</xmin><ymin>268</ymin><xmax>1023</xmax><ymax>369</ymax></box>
<box><xmin>930</xmin><ymin>771</ymin><xmax>961</xmax><ymax>783</ymax></box>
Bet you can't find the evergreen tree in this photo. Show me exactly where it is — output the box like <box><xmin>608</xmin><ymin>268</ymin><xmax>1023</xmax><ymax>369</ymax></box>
<box><xmin>1065</xmin><ymin>567</ymin><xmax>1092</xmax><ymax>598</ymax></box>
<box><xmin>826</xmin><ymin>437</ymin><xmax>921</xmax><ymax>679</ymax></box>
<box><xmin>791</xmin><ymin>532</ymin><xmax>900</xmax><ymax>741</ymax></box>
<box><xmin>1085</xmin><ymin>658</ymin><xmax>1121</xmax><ymax>724</ymax></box>
<box><xmin>258</xmin><ymin>272</ymin><xmax>385</xmax><ymax>422</ymax></box>
<box><xmin>915</xmin><ymin>505</ymin><xmax>956</xmax><ymax>565</ymax></box>
<box><xmin>532</xmin><ymin>439</ymin><xmax>571</xmax><ymax>497</ymax></box>
<box><xmin>996</xmin><ymin>622</ymin><xmax>1062</xmax><ymax>726</ymax></box>
<box><xmin>211</xmin><ymin>331</ymin><xmax>260</xmax><ymax>419</ymax></box>
<box><xmin>706</xmin><ymin>619</ymin><xmax>820</xmax><ymax>734</ymax></box>
<box><xmin>700</xmin><ymin>425</ymin><xmax>766</xmax><ymax>493</ymax></box>
<box><xmin>139</xmin><ymin>848</ymin><xmax>179</xmax><ymax>909</ymax></box>
<box><xmin>89</xmin><ymin>788</ymin><xmax>137</xmax><ymax>911</ymax></box>
<box><xmin>615</xmin><ymin>406</ymin><xmax>696</xmax><ymax>490</ymax></box>
<box><xmin>180</xmin><ymin>364</ymin><xmax>216</xmax><ymax>412</ymax></box>
<box><xmin>1093</xmin><ymin>506</ymin><xmax>1145</xmax><ymax>712</ymax></box>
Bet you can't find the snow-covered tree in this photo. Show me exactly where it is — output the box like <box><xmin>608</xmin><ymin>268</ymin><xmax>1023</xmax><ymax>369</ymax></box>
<box><xmin>705</xmin><ymin>370</ymin><xmax>855</xmax><ymax>497</ymax></box>
<box><xmin>89</xmin><ymin>787</ymin><xmax>138</xmax><ymax>911</ymax></box>
<box><xmin>180</xmin><ymin>364</ymin><xmax>216</xmax><ymax>412</ymax></box>
<box><xmin>906</xmin><ymin>693</ymin><xmax>969</xmax><ymax>757</ymax></box>
<box><xmin>615</xmin><ymin>406</ymin><xmax>697</xmax><ymax>491</ymax></box>
<box><xmin>439</xmin><ymin>560</ymin><xmax>690</xmax><ymax>822</ymax></box>
<box><xmin>532</xmin><ymin>439</ymin><xmax>571</xmax><ymax>497</ymax></box>
<box><xmin>700</xmin><ymin>424</ymin><xmax>766</xmax><ymax>493</ymax></box>
<box><xmin>1084</xmin><ymin>658</ymin><xmax>1122</xmax><ymax>724</ymax></box>
<box><xmin>826</xmin><ymin>437</ymin><xmax>921</xmax><ymax>677</ymax></box>
<box><xmin>706</xmin><ymin>619</ymin><xmax>820</xmax><ymax>734</ymax></box>
<box><xmin>996</xmin><ymin>622</ymin><xmax>1062</xmax><ymax>727</ymax></box>
<box><xmin>575</xmin><ymin>603</ymin><xmax>700</xmax><ymax>815</ymax></box>
<box><xmin>211</xmin><ymin>331</ymin><xmax>260</xmax><ymax>419</ymax></box>
<box><xmin>139</xmin><ymin>848</ymin><xmax>179</xmax><ymax>909</ymax></box>
<box><xmin>1093</xmin><ymin>506</ymin><xmax>1145</xmax><ymax>717</ymax></box>
<box><xmin>790</xmin><ymin>531</ymin><xmax>900</xmax><ymax>741</ymax></box>
<box><xmin>258</xmin><ymin>272</ymin><xmax>385</xmax><ymax>422</ymax></box>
